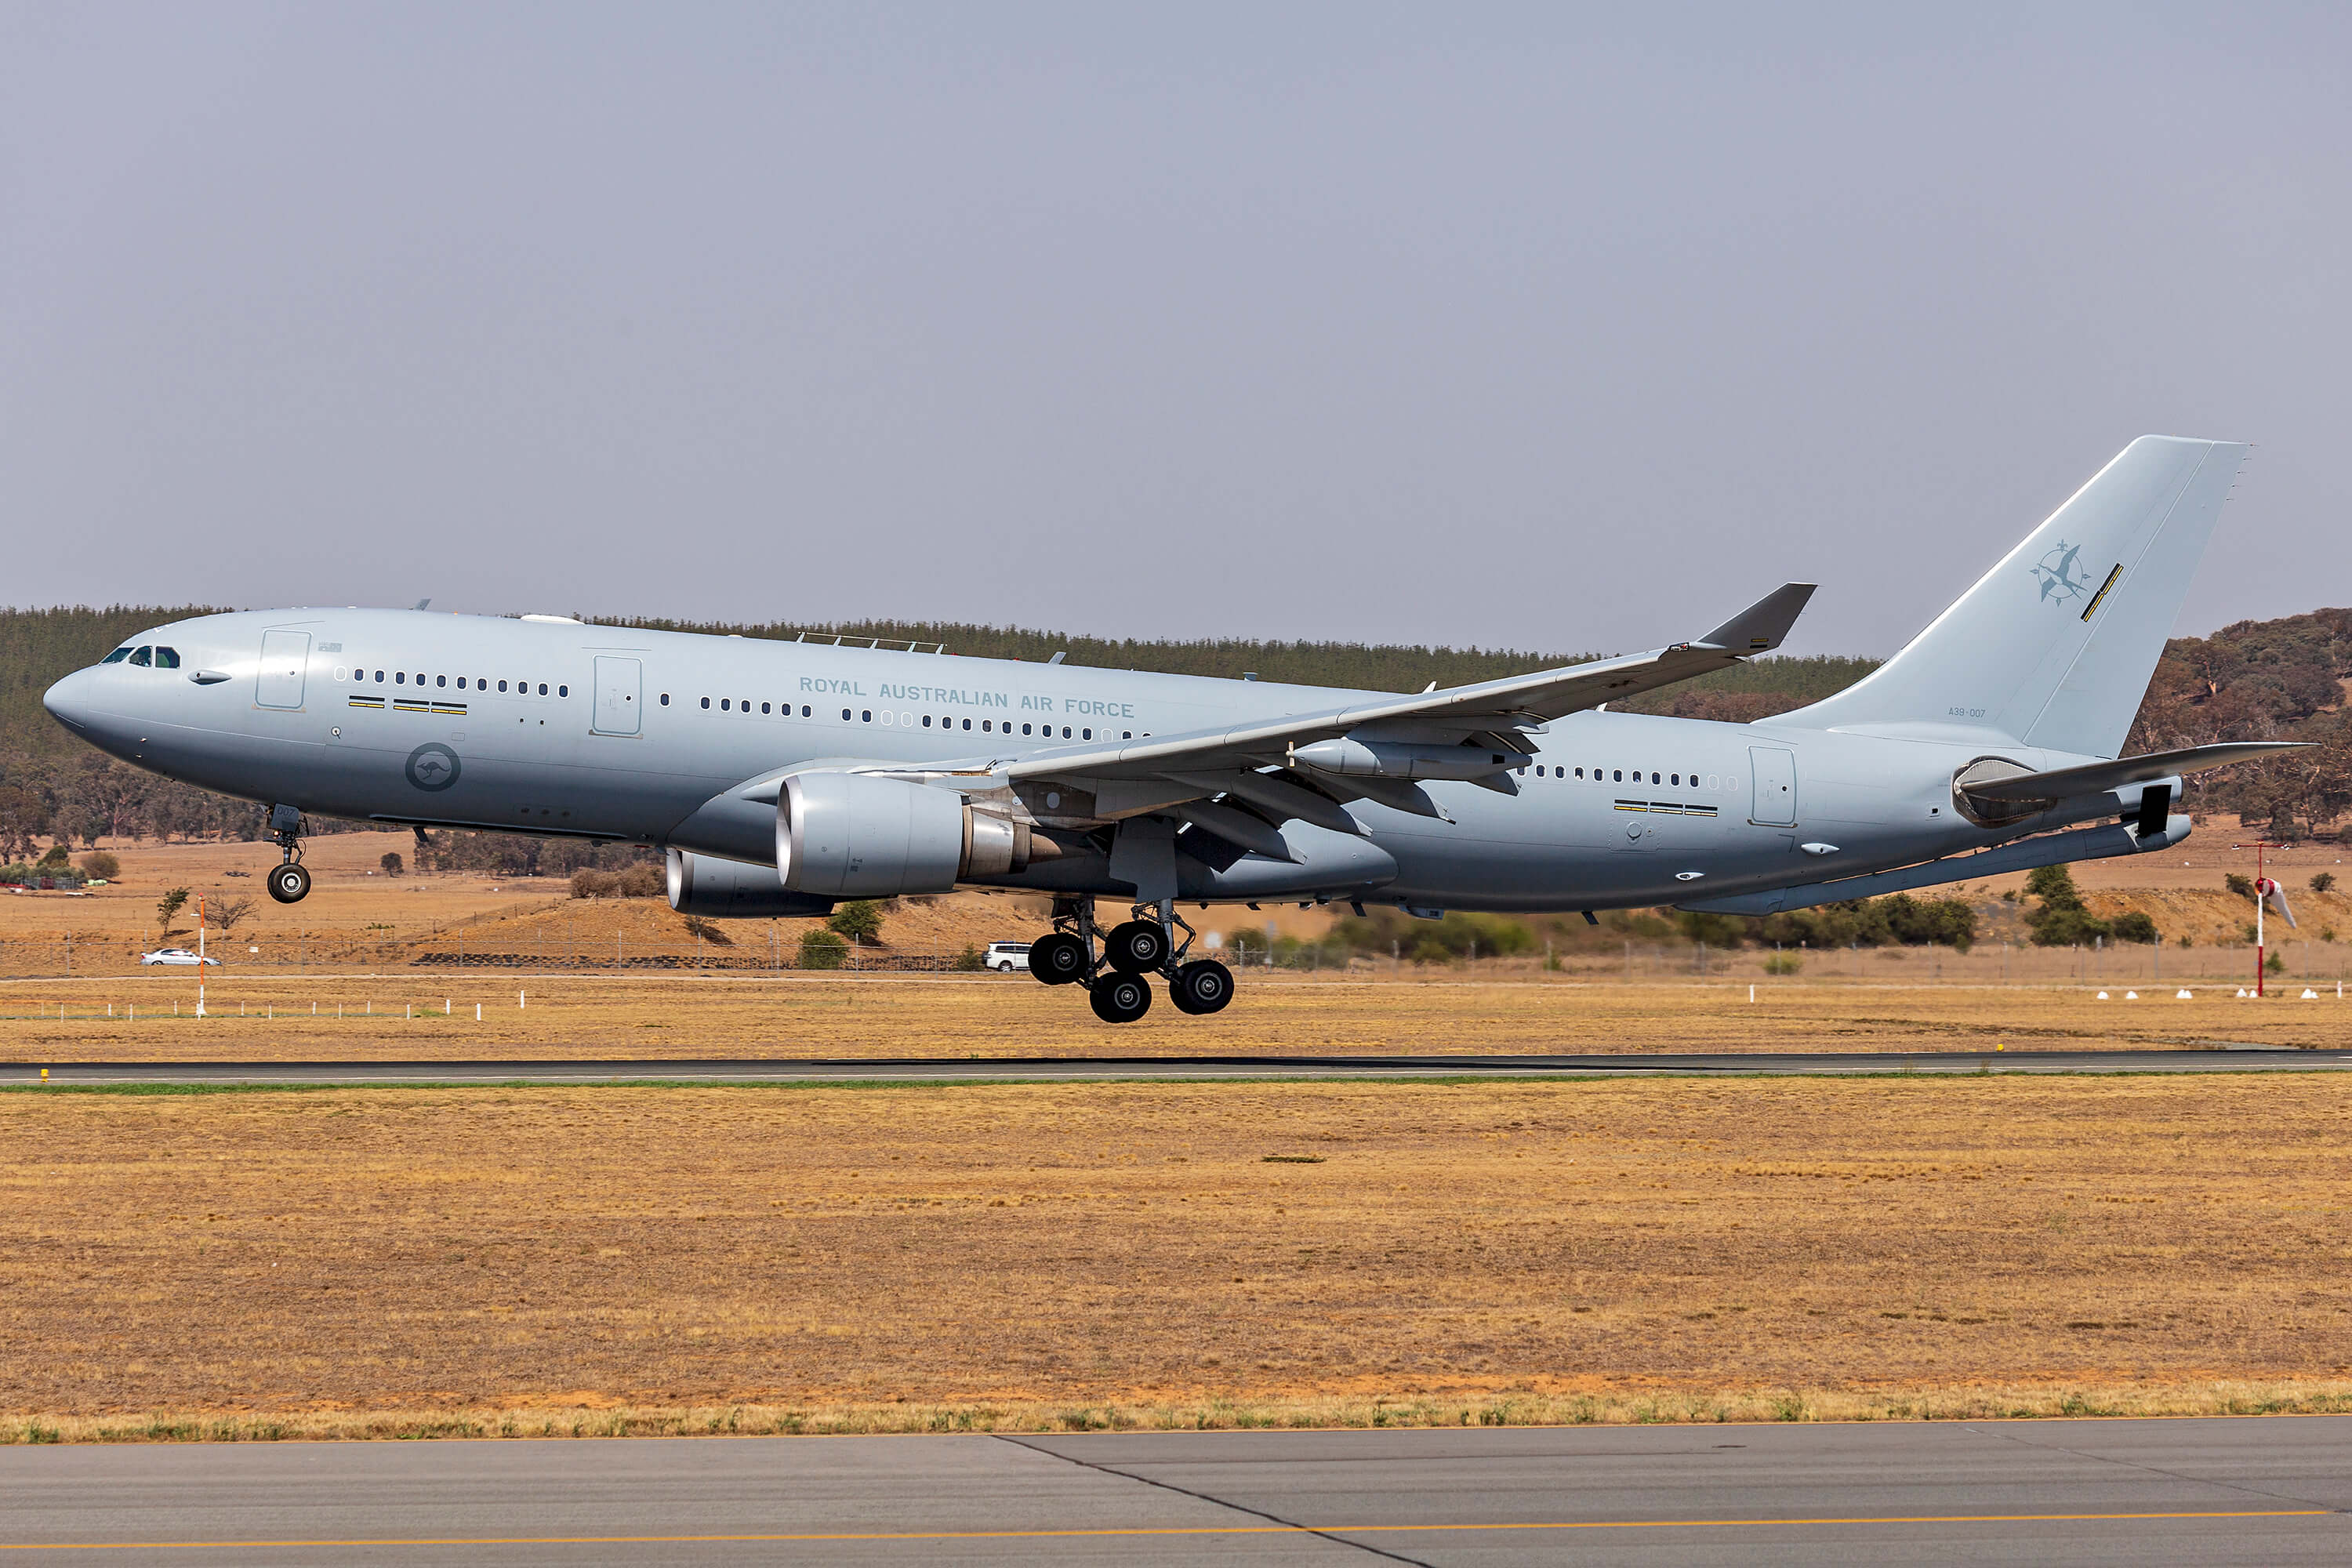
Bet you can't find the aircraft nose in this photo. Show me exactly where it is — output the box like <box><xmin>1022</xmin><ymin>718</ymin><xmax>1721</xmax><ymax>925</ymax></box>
<box><xmin>43</xmin><ymin>669</ymin><xmax>96</xmax><ymax>732</ymax></box>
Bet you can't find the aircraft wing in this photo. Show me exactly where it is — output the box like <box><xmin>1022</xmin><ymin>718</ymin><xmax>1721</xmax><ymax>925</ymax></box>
<box><xmin>1002</xmin><ymin>583</ymin><xmax>1817</xmax><ymax>789</ymax></box>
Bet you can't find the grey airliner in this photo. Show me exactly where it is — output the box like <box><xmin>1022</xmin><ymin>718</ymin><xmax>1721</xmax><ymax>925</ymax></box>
<box><xmin>44</xmin><ymin>436</ymin><xmax>2293</xmax><ymax>1022</ymax></box>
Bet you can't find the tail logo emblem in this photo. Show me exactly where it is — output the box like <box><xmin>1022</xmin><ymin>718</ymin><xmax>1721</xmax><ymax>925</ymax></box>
<box><xmin>2030</xmin><ymin>539</ymin><xmax>2092</xmax><ymax>605</ymax></box>
<box><xmin>405</xmin><ymin>742</ymin><xmax>462</xmax><ymax>793</ymax></box>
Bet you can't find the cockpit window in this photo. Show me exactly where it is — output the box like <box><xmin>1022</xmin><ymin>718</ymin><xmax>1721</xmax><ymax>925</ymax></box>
<box><xmin>101</xmin><ymin>647</ymin><xmax>133</xmax><ymax>664</ymax></box>
<box><xmin>152</xmin><ymin>646</ymin><xmax>180</xmax><ymax>669</ymax></box>
<box><xmin>129</xmin><ymin>647</ymin><xmax>153</xmax><ymax>667</ymax></box>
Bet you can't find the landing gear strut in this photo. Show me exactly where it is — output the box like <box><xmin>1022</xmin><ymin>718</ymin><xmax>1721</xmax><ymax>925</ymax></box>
<box><xmin>265</xmin><ymin>804</ymin><xmax>311</xmax><ymax>905</ymax></box>
<box><xmin>1037</xmin><ymin>895</ymin><xmax>1236</xmax><ymax>1022</ymax></box>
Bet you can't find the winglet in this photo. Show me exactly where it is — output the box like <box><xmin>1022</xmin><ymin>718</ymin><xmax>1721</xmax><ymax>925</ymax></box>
<box><xmin>1700</xmin><ymin>583</ymin><xmax>1815</xmax><ymax>654</ymax></box>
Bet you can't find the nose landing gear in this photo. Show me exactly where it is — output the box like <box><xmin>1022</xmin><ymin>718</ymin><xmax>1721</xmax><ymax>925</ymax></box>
<box><xmin>1038</xmin><ymin>896</ymin><xmax>1236</xmax><ymax>1022</ymax></box>
<box><xmin>263</xmin><ymin>804</ymin><xmax>311</xmax><ymax>905</ymax></box>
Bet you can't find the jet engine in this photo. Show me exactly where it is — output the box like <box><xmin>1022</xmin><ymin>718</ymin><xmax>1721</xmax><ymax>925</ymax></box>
<box><xmin>777</xmin><ymin>772</ymin><xmax>1050</xmax><ymax>898</ymax></box>
<box><xmin>666</xmin><ymin>849</ymin><xmax>839</xmax><ymax>918</ymax></box>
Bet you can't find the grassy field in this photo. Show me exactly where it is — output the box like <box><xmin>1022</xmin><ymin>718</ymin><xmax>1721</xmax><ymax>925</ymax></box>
<box><xmin>4</xmin><ymin>1073</ymin><xmax>2350</xmax><ymax>1439</ymax></box>
<box><xmin>2</xmin><ymin>975</ymin><xmax>2348</xmax><ymax>1060</ymax></box>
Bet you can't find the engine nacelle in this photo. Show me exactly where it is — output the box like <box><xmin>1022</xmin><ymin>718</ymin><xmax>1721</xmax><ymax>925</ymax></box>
<box><xmin>666</xmin><ymin>848</ymin><xmax>838</xmax><ymax>918</ymax></box>
<box><xmin>778</xmin><ymin>772</ymin><xmax>1045</xmax><ymax>898</ymax></box>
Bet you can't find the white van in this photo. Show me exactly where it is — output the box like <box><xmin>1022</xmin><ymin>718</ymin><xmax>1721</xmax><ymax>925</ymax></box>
<box><xmin>984</xmin><ymin>942</ymin><xmax>1031</xmax><ymax>973</ymax></box>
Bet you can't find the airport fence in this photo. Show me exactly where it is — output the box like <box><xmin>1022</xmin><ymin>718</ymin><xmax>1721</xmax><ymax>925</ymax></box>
<box><xmin>0</xmin><ymin>929</ymin><xmax>2346</xmax><ymax>989</ymax></box>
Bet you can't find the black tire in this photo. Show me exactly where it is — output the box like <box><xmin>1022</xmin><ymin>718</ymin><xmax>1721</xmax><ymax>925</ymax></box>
<box><xmin>1029</xmin><ymin>931</ymin><xmax>1089</xmax><ymax>985</ymax></box>
<box><xmin>1104</xmin><ymin>920</ymin><xmax>1170</xmax><ymax>975</ymax></box>
<box><xmin>1169</xmin><ymin>959</ymin><xmax>1235</xmax><ymax>1015</ymax></box>
<box><xmin>1088</xmin><ymin>971</ymin><xmax>1153</xmax><ymax>1024</ymax></box>
<box><xmin>267</xmin><ymin>862</ymin><xmax>311</xmax><ymax>905</ymax></box>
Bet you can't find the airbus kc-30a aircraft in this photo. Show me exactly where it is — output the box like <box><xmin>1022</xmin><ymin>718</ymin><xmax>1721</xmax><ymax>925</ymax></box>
<box><xmin>45</xmin><ymin>436</ymin><xmax>2299</xmax><ymax>1022</ymax></box>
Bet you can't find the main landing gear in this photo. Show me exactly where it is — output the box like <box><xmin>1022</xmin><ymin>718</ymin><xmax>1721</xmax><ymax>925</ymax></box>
<box><xmin>264</xmin><ymin>804</ymin><xmax>311</xmax><ymax>904</ymax></box>
<box><xmin>1029</xmin><ymin>896</ymin><xmax>1236</xmax><ymax>1023</ymax></box>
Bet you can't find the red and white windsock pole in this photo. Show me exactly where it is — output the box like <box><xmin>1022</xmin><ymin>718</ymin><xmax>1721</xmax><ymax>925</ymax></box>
<box><xmin>2233</xmin><ymin>840</ymin><xmax>2296</xmax><ymax>997</ymax></box>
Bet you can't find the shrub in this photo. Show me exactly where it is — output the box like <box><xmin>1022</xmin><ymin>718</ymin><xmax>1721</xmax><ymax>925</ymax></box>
<box><xmin>799</xmin><ymin>928</ymin><xmax>849</xmax><ymax>969</ymax></box>
<box><xmin>78</xmin><ymin>851</ymin><xmax>119</xmax><ymax>881</ymax></box>
<box><xmin>952</xmin><ymin>943</ymin><xmax>985</xmax><ymax>971</ymax></box>
<box><xmin>380</xmin><ymin>851</ymin><xmax>405</xmax><ymax>877</ymax></box>
<box><xmin>38</xmin><ymin>843</ymin><xmax>71</xmax><ymax>867</ymax></box>
<box><xmin>2266</xmin><ymin>949</ymin><xmax>2285</xmax><ymax>974</ymax></box>
<box><xmin>2225</xmin><ymin>872</ymin><xmax>2255</xmax><ymax>898</ymax></box>
<box><xmin>1762</xmin><ymin>953</ymin><xmax>1802</xmax><ymax>975</ymax></box>
<box><xmin>828</xmin><ymin>900</ymin><xmax>884</xmax><ymax>945</ymax></box>
<box><xmin>2108</xmin><ymin>910</ymin><xmax>2160</xmax><ymax>944</ymax></box>
<box><xmin>2024</xmin><ymin>864</ymin><xmax>2110</xmax><ymax>947</ymax></box>
<box><xmin>2313</xmin><ymin>871</ymin><xmax>2337</xmax><ymax>894</ymax></box>
<box><xmin>155</xmin><ymin>887</ymin><xmax>189</xmax><ymax>927</ymax></box>
<box><xmin>571</xmin><ymin>868</ymin><xmax>619</xmax><ymax>898</ymax></box>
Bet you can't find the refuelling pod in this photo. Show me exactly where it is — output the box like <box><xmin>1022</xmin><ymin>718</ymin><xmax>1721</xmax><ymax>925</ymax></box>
<box><xmin>1290</xmin><ymin>735</ymin><xmax>1531</xmax><ymax>782</ymax></box>
<box><xmin>666</xmin><ymin>848</ymin><xmax>838</xmax><ymax>918</ymax></box>
<box><xmin>778</xmin><ymin>771</ymin><xmax>1050</xmax><ymax>898</ymax></box>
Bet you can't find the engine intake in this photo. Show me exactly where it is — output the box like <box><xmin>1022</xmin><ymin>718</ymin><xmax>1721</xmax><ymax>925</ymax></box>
<box><xmin>779</xmin><ymin>772</ymin><xmax>1048</xmax><ymax>898</ymax></box>
<box><xmin>666</xmin><ymin>849</ymin><xmax>838</xmax><ymax>918</ymax></box>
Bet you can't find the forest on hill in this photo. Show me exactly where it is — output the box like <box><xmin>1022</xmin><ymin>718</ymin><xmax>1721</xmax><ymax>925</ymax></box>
<box><xmin>2</xmin><ymin>602</ymin><xmax>2346</xmax><ymax>863</ymax></box>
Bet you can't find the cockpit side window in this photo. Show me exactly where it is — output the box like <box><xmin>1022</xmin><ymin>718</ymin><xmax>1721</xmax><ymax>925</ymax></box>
<box><xmin>129</xmin><ymin>647</ymin><xmax>153</xmax><ymax>667</ymax></box>
<box><xmin>100</xmin><ymin>647</ymin><xmax>133</xmax><ymax>663</ymax></box>
<box><xmin>153</xmin><ymin>647</ymin><xmax>180</xmax><ymax>669</ymax></box>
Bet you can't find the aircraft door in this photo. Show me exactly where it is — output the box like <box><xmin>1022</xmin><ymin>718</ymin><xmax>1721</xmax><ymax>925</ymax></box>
<box><xmin>592</xmin><ymin>656</ymin><xmax>641</xmax><ymax>735</ymax></box>
<box><xmin>256</xmin><ymin>630</ymin><xmax>310</xmax><ymax>710</ymax></box>
<box><xmin>1748</xmin><ymin>746</ymin><xmax>1797</xmax><ymax>826</ymax></box>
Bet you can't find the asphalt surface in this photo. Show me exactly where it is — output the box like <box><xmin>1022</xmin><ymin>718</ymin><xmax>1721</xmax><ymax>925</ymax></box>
<box><xmin>2</xmin><ymin>1047</ymin><xmax>2347</xmax><ymax>1084</ymax></box>
<box><xmin>2</xmin><ymin>1417</ymin><xmax>2347</xmax><ymax>1564</ymax></box>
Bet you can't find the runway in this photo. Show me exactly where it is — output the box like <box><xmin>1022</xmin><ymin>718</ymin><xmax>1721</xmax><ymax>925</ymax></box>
<box><xmin>2</xmin><ymin>1417</ymin><xmax>2346</xmax><ymax>1564</ymax></box>
<box><xmin>2</xmin><ymin>1047</ymin><xmax>2347</xmax><ymax>1085</ymax></box>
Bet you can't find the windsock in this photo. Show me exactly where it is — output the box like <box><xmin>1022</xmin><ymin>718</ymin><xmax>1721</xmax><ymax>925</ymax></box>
<box><xmin>2253</xmin><ymin>877</ymin><xmax>2299</xmax><ymax>929</ymax></box>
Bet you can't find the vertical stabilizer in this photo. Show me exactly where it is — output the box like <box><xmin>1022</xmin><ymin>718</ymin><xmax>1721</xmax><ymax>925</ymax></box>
<box><xmin>1778</xmin><ymin>437</ymin><xmax>2248</xmax><ymax>758</ymax></box>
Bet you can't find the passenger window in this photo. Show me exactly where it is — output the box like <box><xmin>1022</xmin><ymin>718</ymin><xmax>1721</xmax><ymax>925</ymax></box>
<box><xmin>922</xmin><ymin>715</ymin><xmax>931</xmax><ymax>728</ymax></box>
<box><xmin>538</xmin><ymin>684</ymin><xmax>548</xmax><ymax>695</ymax></box>
<box><xmin>720</xmin><ymin>699</ymin><xmax>729</xmax><ymax>711</ymax></box>
<box><xmin>800</xmin><ymin>705</ymin><xmax>811</xmax><ymax>717</ymax></box>
<box><xmin>396</xmin><ymin>671</ymin><xmax>405</xmax><ymax>684</ymax></box>
<box><xmin>1062</xmin><ymin>726</ymin><xmax>1072</xmax><ymax>739</ymax></box>
<box><xmin>963</xmin><ymin>718</ymin><xmax>972</xmax><ymax>730</ymax></box>
<box><xmin>456</xmin><ymin>677</ymin><xmax>466</xmax><ymax>689</ymax></box>
<box><xmin>862</xmin><ymin>710</ymin><xmax>872</xmax><ymax>722</ymax></box>
<box><xmin>1613</xmin><ymin>769</ymin><xmax>1621</xmax><ymax>782</ymax></box>
<box><xmin>1671</xmin><ymin>773</ymin><xmax>1679</xmax><ymax>786</ymax></box>
<box><xmin>841</xmin><ymin>709</ymin><xmax>851</xmax><ymax>720</ymax></box>
<box><xmin>376</xmin><ymin>670</ymin><xmax>387</xmax><ymax>684</ymax></box>
<box><xmin>558</xmin><ymin>685</ymin><xmax>568</xmax><ymax>697</ymax></box>
<box><xmin>498</xmin><ymin>680</ymin><xmax>507</xmax><ymax>691</ymax></box>
<box><xmin>101</xmin><ymin>646</ymin><xmax>132</xmax><ymax>663</ymax></box>
<box><xmin>1121</xmin><ymin>730</ymin><xmax>1131</xmax><ymax>739</ymax></box>
<box><xmin>659</xmin><ymin>693</ymin><xmax>670</xmax><ymax>706</ymax></box>
<box><xmin>1652</xmin><ymin>771</ymin><xmax>1661</xmax><ymax>785</ymax></box>
<box><xmin>1022</xmin><ymin>723</ymin><xmax>1033</xmax><ymax>735</ymax></box>
<box><xmin>154</xmin><ymin>647</ymin><xmax>180</xmax><ymax>669</ymax></box>
<box><xmin>437</xmin><ymin>675</ymin><xmax>446</xmax><ymax>688</ymax></box>
<box><xmin>761</xmin><ymin>702</ymin><xmax>771</xmax><ymax>714</ymax></box>
<box><xmin>1082</xmin><ymin>728</ymin><xmax>1092</xmax><ymax>740</ymax></box>
<box><xmin>701</xmin><ymin>697</ymin><xmax>711</xmax><ymax>709</ymax></box>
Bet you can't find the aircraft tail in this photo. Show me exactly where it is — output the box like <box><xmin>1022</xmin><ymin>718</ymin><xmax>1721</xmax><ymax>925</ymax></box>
<box><xmin>1777</xmin><ymin>437</ymin><xmax>2249</xmax><ymax>759</ymax></box>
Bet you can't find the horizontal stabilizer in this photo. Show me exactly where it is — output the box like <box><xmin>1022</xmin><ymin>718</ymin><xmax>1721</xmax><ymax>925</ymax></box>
<box><xmin>1700</xmin><ymin>583</ymin><xmax>1817</xmax><ymax>653</ymax></box>
<box><xmin>1962</xmin><ymin>742</ymin><xmax>2307</xmax><ymax>802</ymax></box>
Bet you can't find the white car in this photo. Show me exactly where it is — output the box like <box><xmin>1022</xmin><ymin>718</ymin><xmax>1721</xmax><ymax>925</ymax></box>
<box><xmin>140</xmin><ymin>947</ymin><xmax>218</xmax><ymax>967</ymax></box>
<box><xmin>984</xmin><ymin>942</ymin><xmax>1032</xmax><ymax>973</ymax></box>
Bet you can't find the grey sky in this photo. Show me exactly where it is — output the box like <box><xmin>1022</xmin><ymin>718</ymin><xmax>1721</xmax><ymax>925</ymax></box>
<box><xmin>5</xmin><ymin>3</ymin><xmax>2347</xmax><ymax>658</ymax></box>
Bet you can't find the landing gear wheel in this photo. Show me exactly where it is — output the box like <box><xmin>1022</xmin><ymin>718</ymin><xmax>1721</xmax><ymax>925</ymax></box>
<box><xmin>1029</xmin><ymin>931</ymin><xmax>1089</xmax><ymax>985</ymax></box>
<box><xmin>267</xmin><ymin>862</ymin><xmax>311</xmax><ymax>905</ymax></box>
<box><xmin>1104</xmin><ymin>920</ymin><xmax>1170</xmax><ymax>974</ymax></box>
<box><xmin>1170</xmin><ymin>960</ymin><xmax>1235</xmax><ymax>1015</ymax></box>
<box><xmin>1088</xmin><ymin>971</ymin><xmax>1153</xmax><ymax>1024</ymax></box>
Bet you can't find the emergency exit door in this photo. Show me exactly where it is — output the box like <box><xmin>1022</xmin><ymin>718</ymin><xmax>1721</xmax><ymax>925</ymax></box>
<box><xmin>256</xmin><ymin>630</ymin><xmax>310</xmax><ymax>710</ymax></box>
<box><xmin>592</xmin><ymin>656</ymin><xmax>641</xmax><ymax>735</ymax></box>
<box><xmin>1748</xmin><ymin>746</ymin><xmax>1797</xmax><ymax>826</ymax></box>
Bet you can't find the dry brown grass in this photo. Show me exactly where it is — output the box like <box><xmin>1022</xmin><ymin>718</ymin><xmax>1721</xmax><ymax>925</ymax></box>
<box><xmin>4</xmin><ymin>1074</ymin><xmax>2350</xmax><ymax>1439</ymax></box>
<box><xmin>3</xmin><ymin>975</ymin><xmax>2348</xmax><ymax>1060</ymax></box>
